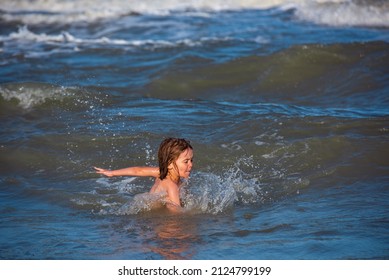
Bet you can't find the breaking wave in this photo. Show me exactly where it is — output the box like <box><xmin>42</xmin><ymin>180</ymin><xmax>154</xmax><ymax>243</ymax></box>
<box><xmin>295</xmin><ymin>0</ymin><xmax>389</xmax><ymax>27</ymax></box>
<box><xmin>0</xmin><ymin>82</ymin><xmax>74</xmax><ymax>110</ymax></box>
<box><xmin>1</xmin><ymin>0</ymin><xmax>389</xmax><ymax>27</ymax></box>
<box><xmin>0</xmin><ymin>26</ymin><xmax>253</xmax><ymax>58</ymax></box>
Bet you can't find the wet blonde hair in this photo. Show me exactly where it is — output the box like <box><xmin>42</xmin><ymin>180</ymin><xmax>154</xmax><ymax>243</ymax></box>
<box><xmin>158</xmin><ymin>138</ymin><xmax>192</xmax><ymax>180</ymax></box>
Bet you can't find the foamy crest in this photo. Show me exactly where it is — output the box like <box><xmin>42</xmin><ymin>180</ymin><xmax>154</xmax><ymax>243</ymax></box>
<box><xmin>2</xmin><ymin>0</ymin><xmax>389</xmax><ymax>29</ymax></box>
<box><xmin>2</xmin><ymin>0</ymin><xmax>389</xmax><ymax>27</ymax></box>
<box><xmin>1</xmin><ymin>26</ymin><xmax>168</xmax><ymax>55</ymax></box>
<box><xmin>0</xmin><ymin>83</ymin><xmax>73</xmax><ymax>110</ymax></box>
<box><xmin>1</xmin><ymin>0</ymin><xmax>294</xmax><ymax>24</ymax></box>
<box><xmin>295</xmin><ymin>0</ymin><xmax>389</xmax><ymax>27</ymax></box>
<box><xmin>0</xmin><ymin>26</ymin><xmax>247</xmax><ymax>58</ymax></box>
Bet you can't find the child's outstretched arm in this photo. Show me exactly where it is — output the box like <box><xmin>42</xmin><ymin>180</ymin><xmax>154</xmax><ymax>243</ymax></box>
<box><xmin>94</xmin><ymin>166</ymin><xmax>159</xmax><ymax>178</ymax></box>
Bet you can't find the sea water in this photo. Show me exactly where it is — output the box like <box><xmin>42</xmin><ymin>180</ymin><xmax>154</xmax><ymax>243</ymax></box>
<box><xmin>0</xmin><ymin>0</ymin><xmax>389</xmax><ymax>259</ymax></box>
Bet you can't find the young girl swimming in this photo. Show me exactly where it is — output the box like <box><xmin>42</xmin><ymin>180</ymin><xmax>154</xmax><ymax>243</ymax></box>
<box><xmin>94</xmin><ymin>138</ymin><xmax>193</xmax><ymax>212</ymax></box>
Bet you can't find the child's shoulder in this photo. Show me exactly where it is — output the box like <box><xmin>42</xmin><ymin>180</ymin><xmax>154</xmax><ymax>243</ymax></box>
<box><xmin>160</xmin><ymin>178</ymin><xmax>179</xmax><ymax>191</ymax></box>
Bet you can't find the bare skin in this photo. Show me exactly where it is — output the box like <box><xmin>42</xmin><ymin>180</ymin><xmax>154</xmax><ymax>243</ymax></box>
<box><xmin>94</xmin><ymin>148</ymin><xmax>193</xmax><ymax>213</ymax></box>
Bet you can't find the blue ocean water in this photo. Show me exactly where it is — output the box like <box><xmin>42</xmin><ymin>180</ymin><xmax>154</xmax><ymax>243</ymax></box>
<box><xmin>0</xmin><ymin>0</ymin><xmax>389</xmax><ymax>259</ymax></box>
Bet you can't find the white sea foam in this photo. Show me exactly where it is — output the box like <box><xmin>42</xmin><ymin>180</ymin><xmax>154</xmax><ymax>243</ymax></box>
<box><xmin>1</xmin><ymin>0</ymin><xmax>388</xmax><ymax>27</ymax></box>
<box><xmin>1</xmin><ymin>0</ymin><xmax>294</xmax><ymax>24</ymax></box>
<box><xmin>0</xmin><ymin>83</ymin><xmax>72</xmax><ymax>109</ymax></box>
<box><xmin>1</xmin><ymin>26</ymin><xmax>163</xmax><ymax>47</ymax></box>
<box><xmin>0</xmin><ymin>26</ymin><xmax>266</xmax><ymax>59</ymax></box>
<box><xmin>295</xmin><ymin>0</ymin><xmax>389</xmax><ymax>27</ymax></box>
<box><xmin>0</xmin><ymin>26</ymin><xmax>242</xmax><ymax>47</ymax></box>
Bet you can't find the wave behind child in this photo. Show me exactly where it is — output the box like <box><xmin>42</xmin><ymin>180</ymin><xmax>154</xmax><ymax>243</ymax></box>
<box><xmin>2</xmin><ymin>0</ymin><xmax>389</xmax><ymax>27</ymax></box>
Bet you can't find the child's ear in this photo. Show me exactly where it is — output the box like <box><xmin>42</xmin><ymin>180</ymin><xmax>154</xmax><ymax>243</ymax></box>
<box><xmin>167</xmin><ymin>162</ymin><xmax>178</xmax><ymax>174</ymax></box>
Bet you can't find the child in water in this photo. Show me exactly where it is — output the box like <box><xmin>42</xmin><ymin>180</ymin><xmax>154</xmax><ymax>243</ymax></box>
<box><xmin>94</xmin><ymin>138</ymin><xmax>193</xmax><ymax>212</ymax></box>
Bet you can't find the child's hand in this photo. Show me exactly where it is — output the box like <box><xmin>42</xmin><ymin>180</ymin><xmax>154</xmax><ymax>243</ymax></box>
<box><xmin>94</xmin><ymin>167</ymin><xmax>114</xmax><ymax>177</ymax></box>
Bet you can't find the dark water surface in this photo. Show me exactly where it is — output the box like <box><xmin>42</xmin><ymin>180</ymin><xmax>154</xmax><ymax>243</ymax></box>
<box><xmin>1</xmin><ymin>0</ymin><xmax>389</xmax><ymax>259</ymax></box>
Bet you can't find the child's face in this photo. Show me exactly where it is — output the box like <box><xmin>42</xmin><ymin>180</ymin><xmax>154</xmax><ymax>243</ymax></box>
<box><xmin>172</xmin><ymin>148</ymin><xmax>193</xmax><ymax>179</ymax></box>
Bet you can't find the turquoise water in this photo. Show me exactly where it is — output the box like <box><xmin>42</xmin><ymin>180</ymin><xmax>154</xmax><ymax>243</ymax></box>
<box><xmin>1</xmin><ymin>0</ymin><xmax>389</xmax><ymax>259</ymax></box>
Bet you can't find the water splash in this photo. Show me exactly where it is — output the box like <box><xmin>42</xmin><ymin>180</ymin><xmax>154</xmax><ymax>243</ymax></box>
<box><xmin>88</xmin><ymin>156</ymin><xmax>277</xmax><ymax>216</ymax></box>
